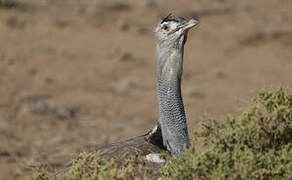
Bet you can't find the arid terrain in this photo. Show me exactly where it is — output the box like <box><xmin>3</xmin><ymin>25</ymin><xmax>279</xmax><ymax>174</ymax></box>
<box><xmin>0</xmin><ymin>0</ymin><xmax>291</xmax><ymax>179</ymax></box>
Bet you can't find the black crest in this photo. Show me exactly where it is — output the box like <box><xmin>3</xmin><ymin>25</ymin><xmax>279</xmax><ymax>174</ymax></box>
<box><xmin>161</xmin><ymin>13</ymin><xmax>173</xmax><ymax>24</ymax></box>
<box><xmin>161</xmin><ymin>13</ymin><xmax>186</xmax><ymax>24</ymax></box>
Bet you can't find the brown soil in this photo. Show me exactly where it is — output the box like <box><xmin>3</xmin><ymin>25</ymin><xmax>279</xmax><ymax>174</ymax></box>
<box><xmin>0</xmin><ymin>0</ymin><xmax>291</xmax><ymax>179</ymax></box>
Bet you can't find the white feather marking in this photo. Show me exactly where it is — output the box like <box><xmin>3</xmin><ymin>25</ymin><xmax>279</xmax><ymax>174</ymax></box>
<box><xmin>145</xmin><ymin>153</ymin><xmax>166</xmax><ymax>163</ymax></box>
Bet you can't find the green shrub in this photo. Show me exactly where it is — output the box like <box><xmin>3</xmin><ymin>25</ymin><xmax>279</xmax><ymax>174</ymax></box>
<box><xmin>0</xmin><ymin>0</ymin><xmax>10</xmax><ymax>6</ymax></box>
<box><xmin>0</xmin><ymin>0</ymin><xmax>17</xmax><ymax>8</ymax></box>
<box><xmin>29</xmin><ymin>87</ymin><xmax>292</xmax><ymax>180</ymax></box>
<box><xmin>29</xmin><ymin>151</ymin><xmax>157</xmax><ymax>180</ymax></box>
<box><xmin>161</xmin><ymin>87</ymin><xmax>292</xmax><ymax>180</ymax></box>
<box><xmin>28</xmin><ymin>171</ymin><xmax>49</xmax><ymax>180</ymax></box>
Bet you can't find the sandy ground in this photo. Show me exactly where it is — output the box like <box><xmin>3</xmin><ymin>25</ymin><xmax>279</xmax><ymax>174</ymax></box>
<box><xmin>0</xmin><ymin>0</ymin><xmax>291</xmax><ymax>179</ymax></box>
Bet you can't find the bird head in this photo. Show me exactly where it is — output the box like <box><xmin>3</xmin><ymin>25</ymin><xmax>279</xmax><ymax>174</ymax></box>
<box><xmin>155</xmin><ymin>14</ymin><xmax>199</xmax><ymax>48</ymax></box>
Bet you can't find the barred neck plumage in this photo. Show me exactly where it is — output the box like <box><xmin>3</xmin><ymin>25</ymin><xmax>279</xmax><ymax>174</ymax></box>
<box><xmin>156</xmin><ymin>39</ymin><xmax>190</xmax><ymax>156</ymax></box>
<box><xmin>152</xmin><ymin>15</ymin><xmax>198</xmax><ymax>156</ymax></box>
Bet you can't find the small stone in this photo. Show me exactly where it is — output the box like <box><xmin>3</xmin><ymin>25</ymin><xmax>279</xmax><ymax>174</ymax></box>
<box><xmin>120</xmin><ymin>52</ymin><xmax>133</xmax><ymax>61</ymax></box>
<box><xmin>54</xmin><ymin>19</ymin><xmax>68</xmax><ymax>28</ymax></box>
<box><xmin>116</xmin><ymin>78</ymin><xmax>139</xmax><ymax>90</ymax></box>
<box><xmin>190</xmin><ymin>91</ymin><xmax>205</xmax><ymax>99</ymax></box>
<box><xmin>187</xmin><ymin>88</ymin><xmax>206</xmax><ymax>99</ymax></box>
<box><xmin>137</xmin><ymin>27</ymin><xmax>148</xmax><ymax>35</ymax></box>
<box><xmin>107</xmin><ymin>2</ymin><xmax>132</xmax><ymax>12</ymax></box>
<box><xmin>144</xmin><ymin>0</ymin><xmax>157</xmax><ymax>8</ymax></box>
<box><xmin>45</xmin><ymin>77</ymin><xmax>54</xmax><ymax>84</ymax></box>
<box><xmin>6</xmin><ymin>15</ymin><xmax>26</xmax><ymax>29</ymax></box>
<box><xmin>7</xmin><ymin>58</ymin><xmax>15</xmax><ymax>65</ymax></box>
<box><xmin>28</xmin><ymin>68</ymin><xmax>38</xmax><ymax>76</ymax></box>
<box><xmin>215</xmin><ymin>71</ymin><xmax>225</xmax><ymax>79</ymax></box>
<box><xmin>118</xmin><ymin>20</ymin><xmax>130</xmax><ymax>31</ymax></box>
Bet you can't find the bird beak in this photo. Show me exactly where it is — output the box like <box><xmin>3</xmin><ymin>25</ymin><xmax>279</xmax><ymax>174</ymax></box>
<box><xmin>167</xmin><ymin>18</ymin><xmax>199</xmax><ymax>35</ymax></box>
<box><xmin>181</xmin><ymin>18</ymin><xmax>199</xmax><ymax>31</ymax></box>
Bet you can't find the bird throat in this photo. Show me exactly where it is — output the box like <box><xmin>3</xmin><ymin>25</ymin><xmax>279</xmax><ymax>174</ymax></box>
<box><xmin>156</xmin><ymin>34</ymin><xmax>186</xmax><ymax>87</ymax></box>
<box><xmin>157</xmin><ymin>45</ymin><xmax>184</xmax><ymax>91</ymax></box>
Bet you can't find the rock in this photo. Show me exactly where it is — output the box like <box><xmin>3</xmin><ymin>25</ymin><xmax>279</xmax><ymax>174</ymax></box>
<box><xmin>114</xmin><ymin>77</ymin><xmax>140</xmax><ymax>94</ymax></box>
<box><xmin>118</xmin><ymin>20</ymin><xmax>130</xmax><ymax>31</ymax></box>
<box><xmin>53</xmin><ymin>18</ymin><xmax>69</xmax><ymax>28</ymax></box>
<box><xmin>186</xmin><ymin>88</ymin><xmax>206</xmax><ymax>99</ymax></box>
<box><xmin>143</xmin><ymin>0</ymin><xmax>157</xmax><ymax>8</ymax></box>
<box><xmin>120</xmin><ymin>52</ymin><xmax>134</xmax><ymax>61</ymax></box>
<box><xmin>215</xmin><ymin>70</ymin><xmax>225</xmax><ymax>79</ymax></box>
<box><xmin>137</xmin><ymin>26</ymin><xmax>148</xmax><ymax>35</ymax></box>
<box><xmin>106</xmin><ymin>2</ymin><xmax>132</xmax><ymax>12</ymax></box>
<box><xmin>19</xmin><ymin>95</ymin><xmax>80</xmax><ymax>119</ymax></box>
<box><xmin>6</xmin><ymin>15</ymin><xmax>26</xmax><ymax>29</ymax></box>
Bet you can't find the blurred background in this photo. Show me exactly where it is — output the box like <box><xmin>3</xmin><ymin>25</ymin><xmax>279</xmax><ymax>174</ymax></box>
<box><xmin>0</xmin><ymin>0</ymin><xmax>291</xmax><ymax>179</ymax></box>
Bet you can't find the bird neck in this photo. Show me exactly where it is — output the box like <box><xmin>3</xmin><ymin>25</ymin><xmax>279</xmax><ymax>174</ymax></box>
<box><xmin>156</xmin><ymin>44</ymin><xmax>186</xmax><ymax>118</ymax></box>
<box><xmin>155</xmin><ymin>34</ymin><xmax>190</xmax><ymax>155</ymax></box>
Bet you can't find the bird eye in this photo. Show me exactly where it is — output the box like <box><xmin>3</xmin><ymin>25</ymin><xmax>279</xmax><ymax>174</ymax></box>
<box><xmin>162</xmin><ymin>24</ymin><xmax>170</xmax><ymax>31</ymax></box>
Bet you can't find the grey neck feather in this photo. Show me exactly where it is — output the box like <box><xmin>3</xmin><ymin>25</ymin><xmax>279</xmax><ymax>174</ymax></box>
<box><xmin>156</xmin><ymin>35</ymin><xmax>190</xmax><ymax>156</ymax></box>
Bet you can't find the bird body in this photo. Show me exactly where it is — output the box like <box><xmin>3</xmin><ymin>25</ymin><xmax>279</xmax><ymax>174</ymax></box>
<box><xmin>51</xmin><ymin>15</ymin><xmax>199</xmax><ymax>178</ymax></box>
<box><xmin>154</xmin><ymin>15</ymin><xmax>198</xmax><ymax>156</ymax></box>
